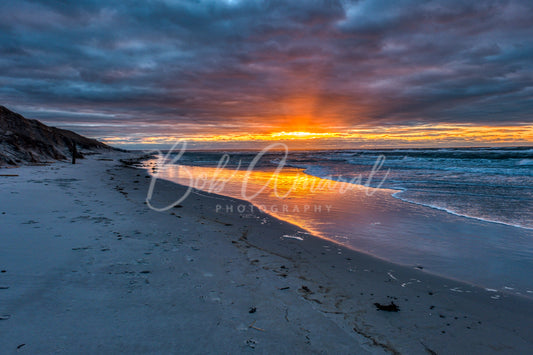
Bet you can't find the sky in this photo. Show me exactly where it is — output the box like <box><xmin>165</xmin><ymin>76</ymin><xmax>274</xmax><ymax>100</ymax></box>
<box><xmin>1</xmin><ymin>0</ymin><xmax>532</xmax><ymax>149</ymax></box>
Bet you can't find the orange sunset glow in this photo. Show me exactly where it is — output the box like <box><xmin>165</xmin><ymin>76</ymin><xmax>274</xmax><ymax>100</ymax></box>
<box><xmin>100</xmin><ymin>124</ymin><xmax>533</xmax><ymax>148</ymax></box>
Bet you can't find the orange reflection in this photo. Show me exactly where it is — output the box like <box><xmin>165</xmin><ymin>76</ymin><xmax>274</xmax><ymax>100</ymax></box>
<box><xmin>153</xmin><ymin>162</ymin><xmax>391</xmax><ymax>238</ymax></box>
<box><xmin>159</xmin><ymin>164</ymin><xmax>364</xmax><ymax>198</ymax></box>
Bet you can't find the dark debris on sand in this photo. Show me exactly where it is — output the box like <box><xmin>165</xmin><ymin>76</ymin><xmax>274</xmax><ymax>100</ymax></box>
<box><xmin>374</xmin><ymin>301</ymin><xmax>400</xmax><ymax>312</ymax></box>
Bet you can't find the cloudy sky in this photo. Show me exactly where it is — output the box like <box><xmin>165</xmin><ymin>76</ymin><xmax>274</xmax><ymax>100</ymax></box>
<box><xmin>1</xmin><ymin>0</ymin><xmax>532</xmax><ymax>148</ymax></box>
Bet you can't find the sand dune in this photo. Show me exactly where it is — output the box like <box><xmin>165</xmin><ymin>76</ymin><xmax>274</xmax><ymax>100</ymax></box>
<box><xmin>0</xmin><ymin>106</ymin><xmax>112</xmax><ymax>166</ymax></box>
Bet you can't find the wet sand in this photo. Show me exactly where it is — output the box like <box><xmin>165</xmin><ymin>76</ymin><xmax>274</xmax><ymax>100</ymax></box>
<box><xmin>151</xmin><ymin>162</ymin><xmax>533</xmax><ymax>296</ymax></box>
<box><xmin>1</xmin><ymin>152</ymin><xmax>533</xmax><ymax>354</ymax></box>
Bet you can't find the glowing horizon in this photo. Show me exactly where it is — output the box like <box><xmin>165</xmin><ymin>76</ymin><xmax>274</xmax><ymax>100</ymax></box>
<box><xmin>99</xmin><ymin>123</ymin><xmax>533</xmax><ymax>149</ymax></box>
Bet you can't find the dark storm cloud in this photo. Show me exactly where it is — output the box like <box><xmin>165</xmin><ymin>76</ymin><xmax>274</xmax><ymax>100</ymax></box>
<box><xmin>0</xmin><ymin>0</ymin><xmax>532</xmax><ymax>139</ymax></box>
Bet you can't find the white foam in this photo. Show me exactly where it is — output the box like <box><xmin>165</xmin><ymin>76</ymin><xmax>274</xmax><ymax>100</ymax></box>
<box><xmin>281</xmin><ymin>234</ymin><xmax>304</xmax><ymax>241</ymax></box>
<box><xmin>517</xmin><ymin>159</ymin><xmax>533</xmax><ymax>166</ymax></box>
<box><xmin>392</xmin><ymin>192</ymin><xmax>532</xmax><ymax>230</ymax></box>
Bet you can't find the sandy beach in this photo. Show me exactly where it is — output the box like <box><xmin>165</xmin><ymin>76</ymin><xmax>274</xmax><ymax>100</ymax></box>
<box><xmin>1</xmin><ymin>151</ymin><xmax>533</xmax><ymax>354</ymax></box>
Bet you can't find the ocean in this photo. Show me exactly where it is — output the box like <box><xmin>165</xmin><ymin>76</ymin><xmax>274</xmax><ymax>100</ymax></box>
<box><xmin>146</xmin><ymin>146</ymin><xmax>533</xmax><ymax>296</ymax></box>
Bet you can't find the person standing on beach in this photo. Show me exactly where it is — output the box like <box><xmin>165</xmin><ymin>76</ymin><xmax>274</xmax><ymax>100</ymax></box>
<box><xmin>71</xmin><ymin>141</ymin><xmax>77</xmax><ymax>164</ymax></box>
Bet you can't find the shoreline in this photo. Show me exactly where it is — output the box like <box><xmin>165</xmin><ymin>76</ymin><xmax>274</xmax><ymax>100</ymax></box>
<box><xmin>391</xmin><ymin>190</ymin><xmax>533</xmax><ymax>232</ymax></box>
<box><xmin>1</xmin><ymin>152</ymin><xmax>533</xmax><ymax>353</ymax></box>
<box><xmin>299</xmin><ymin>166</ymin><xmax>532</xmax><ymax>232</ymax></box>
<box><xmin>147</xmin><ymin>158</ymin><xmax>533</xmax><ymax>296</ymax></box>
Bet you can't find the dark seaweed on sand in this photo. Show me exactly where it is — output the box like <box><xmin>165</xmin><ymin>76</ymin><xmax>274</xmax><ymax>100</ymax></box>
<box><xmin>374</xmin><ymin>302</ymin><xmax>400</xmax><ymax>312</ymax></box>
